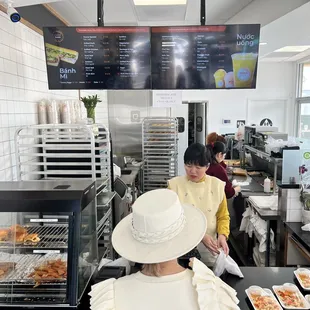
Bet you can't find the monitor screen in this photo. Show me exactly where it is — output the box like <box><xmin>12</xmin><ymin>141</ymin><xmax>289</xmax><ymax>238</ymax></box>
<box><xmin>151</xmin><ymin>24</ymin><xmax>260</xmax><ymax>90</ymax></box>
<box><xmin>43</xmin><ymin>27</ymin><xmax>151</xmax><ymax>90</ymax></box>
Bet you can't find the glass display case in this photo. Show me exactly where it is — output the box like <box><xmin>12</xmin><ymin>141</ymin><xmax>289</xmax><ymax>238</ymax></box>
<box><xmin>0</xmin><ymin>180</ymin><xmax>97</xmax><ymax>309</ymax></box>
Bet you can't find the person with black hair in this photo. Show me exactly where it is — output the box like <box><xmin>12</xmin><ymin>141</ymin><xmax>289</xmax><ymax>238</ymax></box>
<box><xmin>206</xmin><ymin>142</ymin><xmax>241</xmax><ymax>199</ymax></box>
<box><xmin>168</xmin><ymin>143</ymin><xmax>230</xmax><ymax>266</ymax></box>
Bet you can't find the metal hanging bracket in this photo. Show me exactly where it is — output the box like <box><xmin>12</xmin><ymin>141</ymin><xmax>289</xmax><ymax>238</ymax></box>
<box><xmin>97</xmin><ymin>0</ymin><xmax>104</xmax><ymax>26</ymax></box>
<box><xmin>200</xmin><ymin>0</ymin><xmax>206</xmax><ymax>25</ymax></box>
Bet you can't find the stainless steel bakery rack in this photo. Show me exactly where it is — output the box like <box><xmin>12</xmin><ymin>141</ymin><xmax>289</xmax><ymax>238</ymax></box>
<box><xmin>15</xmin><ymin>124</ymin><xmax>115</xmax><ymax>260</ymax></box>
<box><xmin>142</xmin><ymin>117</ymin><xmax>178</xmax><ymax>192</ymax></box>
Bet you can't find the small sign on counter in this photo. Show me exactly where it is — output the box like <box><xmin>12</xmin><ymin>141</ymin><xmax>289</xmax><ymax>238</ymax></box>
<box><xmin>152</xmin><ymin>91</ymin><xmax>182</xmax><ymax>108</ymax></box>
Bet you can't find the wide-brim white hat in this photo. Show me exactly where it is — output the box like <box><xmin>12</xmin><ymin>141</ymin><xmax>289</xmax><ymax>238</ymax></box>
<box><xmin>112</xmin><ymin>189</ymin><xmax>207</xmax><ymax>264</ymax></box>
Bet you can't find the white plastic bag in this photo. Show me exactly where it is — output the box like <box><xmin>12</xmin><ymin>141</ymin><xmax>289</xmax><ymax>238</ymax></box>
<box><xmin>213</xmin><ymin>250</ymin><xmax>244</xmax><ymax>278</ymax></box>
<box><xmin>98</xmin><ymin>257</ymin><xmax>131</xmax><ymax>275</ymax></box>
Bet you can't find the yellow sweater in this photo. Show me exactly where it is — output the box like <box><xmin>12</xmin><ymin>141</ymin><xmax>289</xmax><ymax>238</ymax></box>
<box><xmin>168</xmin><ymin>175</ymin><xmax>230</xmax><ymax>238</ymax></box>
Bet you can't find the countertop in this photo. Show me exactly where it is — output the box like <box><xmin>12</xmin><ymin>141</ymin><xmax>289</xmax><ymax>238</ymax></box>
<box><xmin>224</xmin><ymin>267</ymin><xmax>299</xmax><ymax>309</ymax></box>
<box><xmin>284</xmin><ymin>222</ymin><xmax>310</xmax><ymax>252</ymax></box>
<box><xmin>232</xmin><ymin>175</ymin><xmax>271</xmax><ymax>196</ymax></box>
<box><xmin>120</xmin><ymin>162</ymin><xmax>143</xmax><ymax>186</ymax></box>
<box><xmin>233</xmin><ymin>175</ymin><xmax>281</xmax><ymax>220</ymax></box>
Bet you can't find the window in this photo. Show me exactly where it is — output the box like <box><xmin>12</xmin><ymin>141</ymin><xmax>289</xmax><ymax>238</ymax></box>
<box><xmin>299</xmin><ymin>103</ymin><xmax>310</xmax><ymax>138</ymax></box>
<box><xmin>296</xmin><ymin>63</ymin><xmax>310</xmax><ymax>137</ymax></box>
<box><xmin>300</xmin><ymin>63</ymin><xmax>310</xmax><ymax>98</ymax></box>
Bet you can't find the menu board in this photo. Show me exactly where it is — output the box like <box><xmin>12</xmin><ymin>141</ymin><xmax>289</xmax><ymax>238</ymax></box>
<box><xmin>43</xmin><ymin>27</ymin><xmax>151</xmax><ymax>90</ymax></box>
<box><xmin>151</xmin><ymin>25</ymin><xmax>260</xmax><ymax>89</ymax></box>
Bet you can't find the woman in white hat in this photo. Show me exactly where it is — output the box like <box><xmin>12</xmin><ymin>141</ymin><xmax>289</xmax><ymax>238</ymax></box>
<box><xmin>89</xmin><ymin>189</ymin><xmax>240</xmax><ymax>310</ymax></box>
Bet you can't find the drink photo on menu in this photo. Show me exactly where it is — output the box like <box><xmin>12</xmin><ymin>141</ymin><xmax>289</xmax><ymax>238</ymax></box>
<box><xmin>151</xmin><ymin>24</ymin><xmax>260</xmax><ymax>90</ymax></box>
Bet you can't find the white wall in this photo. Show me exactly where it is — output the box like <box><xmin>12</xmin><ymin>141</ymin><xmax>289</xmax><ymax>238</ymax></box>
<box><xmin>0</xmin><ymin>11</ymin><xmax>80</xmax><ymax>182</ymax></box>
<box><xmin>182</xmin><ymin>61</ymin><xmax>296</xmax><ymax>135</ymax></box>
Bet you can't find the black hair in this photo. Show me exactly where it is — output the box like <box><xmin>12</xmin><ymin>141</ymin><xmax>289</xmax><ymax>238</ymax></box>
<box><xmin>206</xmin><ymin>141</ymin><xmax>227</xmax><ymax>164</ymax></box>
<box><xmin>184</xmin><ymin>143</ymin><xmax>212</xmax><ymax>167</ymax></box>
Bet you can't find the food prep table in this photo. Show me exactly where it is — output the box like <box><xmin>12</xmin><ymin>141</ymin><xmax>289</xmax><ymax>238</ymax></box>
<box><xmin>228</xmin><ymin>173</ymin><xmax>281</xmax><ymax>267</ymax></box>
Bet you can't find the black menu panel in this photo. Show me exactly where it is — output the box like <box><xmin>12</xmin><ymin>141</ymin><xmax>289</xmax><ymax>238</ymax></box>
<box><xmin>151</xmin><ymin>25</ymin><xmax>260</xmax><ymax>90</ymax></box>
<box><xmin>43</xmin><ymin>27</ymin><xmax>151</xmax><ymax>90</ymax></box>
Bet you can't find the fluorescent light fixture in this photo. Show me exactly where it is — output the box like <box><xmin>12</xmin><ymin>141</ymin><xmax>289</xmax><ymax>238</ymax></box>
<box><xmin>275</xmin><ymin>46</ymin><xmax>310</xmax><ymax>53</ymax></box>
<box><xmin>259</xmin><ymin>42</ymin><xmax>267</xmax><ymax>45</ymax></box>
<box><xmin>134</xmin><ymin>0</ymin><xmax>186</xmax><ymax>5</ymax></box>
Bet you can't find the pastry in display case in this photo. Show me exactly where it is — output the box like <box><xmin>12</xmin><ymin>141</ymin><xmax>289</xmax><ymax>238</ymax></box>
<box><xmin>0</xmin><ymin>180</ymin><xmax>98</xmax><ymax>309</ymax></box>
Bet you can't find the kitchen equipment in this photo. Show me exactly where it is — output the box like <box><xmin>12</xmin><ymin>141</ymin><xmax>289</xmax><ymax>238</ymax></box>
<box><xmin>282</xmin><ymin>148</ymin><xmax>301</xmax><ymax>185</ymax></box>
<box><xmin>15</xmin><ymin>123</ymin><xmax>115</xmax><ymax>261</ymax></box>
<box><xmin>244</xmin><ymin>126</ymin><xmax>279</xmax><ymax>150</ymax></box>
<box><xmin>0</xmin><ymin>180</ymin><xmax>97</xmax><ymax>308</ymax></box>
<box><xmin>113</xmin><ymin>155</ymin><xmax>126</xmax><ymax>169</ymax></box>
<box><xmin>142</xmin><ymin>117</ymin><xmax>178</xmax><ymax>192</ymax></box>
<box><xmin>114</xmin><ymin>177</ymin><xmax>129</xmax><ymax>226</ymax></box>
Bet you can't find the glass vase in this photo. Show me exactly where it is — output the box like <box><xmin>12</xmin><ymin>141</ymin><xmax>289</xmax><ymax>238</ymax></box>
<box><xmin>86</xmin><ymin>107</ymin><xmax>95</xmax><ymax>123</ymax></box>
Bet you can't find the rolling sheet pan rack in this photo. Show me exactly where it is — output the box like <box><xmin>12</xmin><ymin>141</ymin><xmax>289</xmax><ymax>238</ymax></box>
<box><xmin>142</xmin><ymin>117</ymin><xmax>178</xmax><ymax>192</ymax></box>
<box><xmin>15</xmin><ymin>124</ymin><xmax>114</xmax><ymax>260</ymax></box>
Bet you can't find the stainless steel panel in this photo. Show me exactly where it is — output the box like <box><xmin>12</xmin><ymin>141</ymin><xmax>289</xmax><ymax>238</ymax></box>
<box><xmin>108</xmin><ymin>90</ymin><xmax>151</xmax><ymax>159</ymax></box>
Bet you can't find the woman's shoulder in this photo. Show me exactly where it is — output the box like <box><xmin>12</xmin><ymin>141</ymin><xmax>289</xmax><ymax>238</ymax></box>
<box><xmin>190</xmin><ymin>258</ymin><xmax>240</xmax><ymax>309</ymax></box>
<box><xmin>168</xmin><ymin>176</ymin><xmax>187</xmax><ymax>187</ymax></box>
<box><xmin>206</xmin><ymin>174</ymin><xmax>226</xmax><ymax>187</ymax></box>
<box><xmin>89</xmin><ymin>278</ymin><xmax>116</xmax><ymax>310</ymax></box>
<box><xmin>89</xmin><ymin>274</ymin><xmax>139</xmax><ymax>310</ymax></box>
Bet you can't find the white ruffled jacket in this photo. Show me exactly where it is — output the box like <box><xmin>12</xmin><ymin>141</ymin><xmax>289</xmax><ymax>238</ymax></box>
<box><xmin>89</xmin><ymin>258</ymin><xmax>240</xmax><ymax>310</ymax></box>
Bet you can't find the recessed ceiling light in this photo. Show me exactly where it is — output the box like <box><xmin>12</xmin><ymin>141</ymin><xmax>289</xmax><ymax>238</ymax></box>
<box><xmin>275</xmin><ymin>46</ymin><xmax>310</xmax><ymax>53</ymax></box>
<box><xmin>259</xmin><ymin>42</ymin><xmax>267</xmax><ymax>45</ymax></box>
<box><xmin>134</xmin><ymin>0</ymin><xmax>186</xmax><ymax>5</ymax></box>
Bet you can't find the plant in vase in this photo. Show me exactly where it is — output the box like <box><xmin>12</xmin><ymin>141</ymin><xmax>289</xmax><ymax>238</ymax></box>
<box><xmin>80</xmin><ymin>95</ymin><xmax>101</xmax><ymax>123</ymax></box>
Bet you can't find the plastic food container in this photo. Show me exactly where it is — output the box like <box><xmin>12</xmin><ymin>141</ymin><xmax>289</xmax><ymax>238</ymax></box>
<box><xmin>273</xmin><ymin>283</ymin><xmax>310</xmax><ymax>309</ymax></box>
<box><xmin>295</xmin><ymin>269</ymin><xmax>310</xmax><ymax>291</ymax></box>
<box><xmin>245</xmin><ymin>285</ymin><xmax>282</xmax><ymax>310</ymax></box>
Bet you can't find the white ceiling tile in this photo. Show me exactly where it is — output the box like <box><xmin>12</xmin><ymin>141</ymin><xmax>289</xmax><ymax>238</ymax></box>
<box><xmin>207</xmin><ymin>0</ymin><xmax>253</xmax><ymax>22</ymax></box>
<box><xmin>135</xmin><ymin>5</ymin><xmax>186</xmax><ymax>21</ymax></box>
<box><xmin>69</xmin><ymin>0</ymin><xmax>97</xmax><ymax>23</ymax></box>
<box><xmin>49</xmin><ymin>1</ymin><xmax>90</xmax><ymax>25</ymax></box>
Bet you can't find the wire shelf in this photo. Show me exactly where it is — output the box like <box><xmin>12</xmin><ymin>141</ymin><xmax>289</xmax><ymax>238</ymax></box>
<box><xmin>0</xmin><ymin>225</ymin><xmax>68</xmax><ymax>249</ymax></box>
<box><xmin>0</xmin><ymin>253</ymin><xmax>67</xmax><ymax>285</ymax></box>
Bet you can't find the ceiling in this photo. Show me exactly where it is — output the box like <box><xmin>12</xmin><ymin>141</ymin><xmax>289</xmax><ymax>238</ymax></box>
<box><xmin>8</xmin><ymin>0</ymin><xmax>310</xmax><ymax>62</ymax></box>
<box><xmin>38</xmin><ymin>0</ymin><xmax>256</xmax><ymax>26</ymax></box>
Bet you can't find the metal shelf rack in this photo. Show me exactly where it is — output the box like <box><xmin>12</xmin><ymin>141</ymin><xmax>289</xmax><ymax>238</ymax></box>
<box><xmin>142</xmin><ymin>117</ymin><xmax>178</xmax><ymax>192</ymax></box>
<box><xmin>15</xmin><ymin>124</ymin><xmax>115</xmax><ymax>260</ymax></box>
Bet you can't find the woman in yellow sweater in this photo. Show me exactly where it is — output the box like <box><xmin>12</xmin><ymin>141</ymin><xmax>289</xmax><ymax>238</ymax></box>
<box><xmin>168</xmin><ymin>143</ymin><xmax>230</xmax><ymax>266</ymax></box>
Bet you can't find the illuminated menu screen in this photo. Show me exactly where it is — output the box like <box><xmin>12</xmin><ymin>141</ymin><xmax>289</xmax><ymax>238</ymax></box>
<box><xmin>151</xmin><ymin>25</ymin><xmax>260</xmax><ymax>89</ymax></box>
<box><xmin>43</xmin><ymin>27</ymin><xmax>151</xmax><ymax>89</ymax></box>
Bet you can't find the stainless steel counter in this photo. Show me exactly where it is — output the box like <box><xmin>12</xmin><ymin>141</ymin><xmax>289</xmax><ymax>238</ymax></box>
<box><xmin>232</xmin><ymin>175</ymin><xmax>271</xmax><ymax>196</ymax></box>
